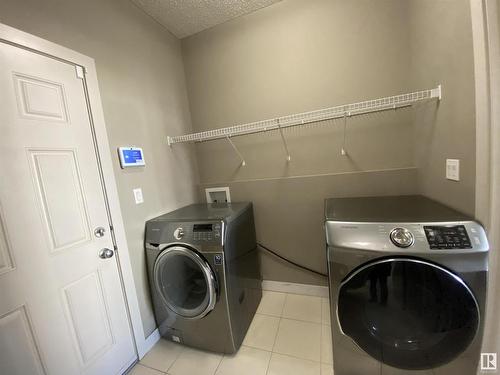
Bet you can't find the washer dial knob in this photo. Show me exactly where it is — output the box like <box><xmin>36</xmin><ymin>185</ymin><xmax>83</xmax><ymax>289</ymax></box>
<box><xmin>173</xmin><ymin>227</ymin><xmax>185</xmax><ymax>240</ymax></box>
<box><xmin>390</xmin><ymin>228</ymin><xmax>414</xmax><ymax>248</ymax></box>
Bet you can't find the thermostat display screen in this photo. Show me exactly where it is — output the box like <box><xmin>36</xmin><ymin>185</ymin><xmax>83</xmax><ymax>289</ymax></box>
<box><xmin>118</xmin><ymin>147</ymin><xmax>145</xmax><ymax>168</ymax></box>
<box><xmin>122</xmin><ymin>149</ymin><xmax>142</xmax><ymax>162</ymax></box>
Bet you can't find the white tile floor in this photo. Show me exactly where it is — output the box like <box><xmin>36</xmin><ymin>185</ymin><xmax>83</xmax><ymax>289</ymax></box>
<box><xmin>130</xmin><ymin>291</ymin><xmax>333</xmax><ymax>375</ymax></box>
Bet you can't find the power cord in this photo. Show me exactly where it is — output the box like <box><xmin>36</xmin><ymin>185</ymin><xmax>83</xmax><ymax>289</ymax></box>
<box><xmin>257</xmin><ymin>242</ymin><xmax>328</xmax><ymax>277</ymax></box>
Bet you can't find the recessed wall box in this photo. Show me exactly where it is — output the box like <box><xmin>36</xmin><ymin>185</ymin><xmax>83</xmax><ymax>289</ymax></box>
<box><xmin>118</xmin><ymin>147</ymin><xmax>145</xmax><ymax>168</ymax></box>
<box><xmin>205</xmin><ymin>187</ymin><xmax>231</xmax><ymax>203</ymax></box>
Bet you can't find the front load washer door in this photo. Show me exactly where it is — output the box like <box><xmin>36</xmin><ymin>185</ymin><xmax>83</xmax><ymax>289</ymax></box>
<box><xmin>154</xmin><ymin>245</ymin><xmax>218</xmax><ymax>319</ymax></box>
<box><xmin>337</xmin><ymin>258</ymin><xmax>479</xmax><ymax>370</ymax></box>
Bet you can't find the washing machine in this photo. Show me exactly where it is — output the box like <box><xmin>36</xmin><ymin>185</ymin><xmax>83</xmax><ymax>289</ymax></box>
<box><xmin>325</xmin><ymin>195</ymin><xmax>489</xmax><ymax>375</ymax></box>
<box><xmin>145</xmin><ymin>202</ymin><xmax>262</xmax><ymax>353</ymax></box>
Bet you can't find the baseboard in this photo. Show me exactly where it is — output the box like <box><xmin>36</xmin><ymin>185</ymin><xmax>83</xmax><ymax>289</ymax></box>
<box><xmin>261</xmin><ymin>280</ymin><xmax>329</xmax><ymax>298</ymax></box>
<box><xmin>140</xmin><ymin>328</ymin><xmax>160</xmax><ymax>359</ymax></box>
<box><xmin>121</xmin><ymin>356</ymin><xmax>138</xmax><ymax>374</ymax></box>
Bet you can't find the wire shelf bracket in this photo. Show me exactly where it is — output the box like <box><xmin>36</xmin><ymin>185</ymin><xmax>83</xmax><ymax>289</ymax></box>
<box><xmin>226</xmin><ymin>136</ymin><xmax>246</xmax><ymax>167</ymax></box>
<box><xmin>167</xmin><ymin>85</ymin><xmax>442</xmax><ymax>148</ymax></box>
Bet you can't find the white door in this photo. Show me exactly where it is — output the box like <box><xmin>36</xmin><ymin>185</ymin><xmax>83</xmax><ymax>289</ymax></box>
<box><xmin>0</xmin><ymin>40</ymin><xmax>136</xmax><ymax>374</ymax></box>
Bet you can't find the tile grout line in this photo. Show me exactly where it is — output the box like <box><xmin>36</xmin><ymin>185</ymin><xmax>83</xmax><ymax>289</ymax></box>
<box><xmin>321</xmin><ymin>298</ymin><xmax>324</xmax><ymax>325</ymax></box>
<box><xmin>271</xmin><ymin>317</ymin><xmax>283</xmax><ymax>353</ymax></box>
<box><xmin>280</xmin><ymin>294</ymin><xmax>323</xmax><ymax>324</ymax></box>
<box><xmin>164</xmin><ymin>345</ymin><xmax>185</xmax><ymax>373</ymax></box>
<box><xmin>276</xmin><ymin>293</ymin><xmax>326</xmax><ymax>365</ymax></box>
<box><xmin>266</xmin><ymin>317</ymin><xmax>281</xmax><ymax>375</ymax></box>
<box><xmin>256</xmin><ymin>311</ymin><xmax>324</xmax><ymax>326</ymax></box>
<box><xmin>134</xmin><ymin>362</ymin><xmax>166</xmax><ymax>374</ymax></box>
<box><xmin>212</xmin><ymin>352</ymin><xmax>224</xmax><ymax>375</ymax></box>
<box><xmin>321</xmin><ymin>298</ymin><xmax>326</xmax><ymax>364</ymax></box>
<box><xmin>268</xmin><ymin>350</ymin><xmax>325</xmax><ymax>366</ymax></box>
<box><xmin>265</xmin><ymin>292</ymin><xmax>287</xmax><ymax>374</ymax></box>
<box><xmin>243</xmin><ymin>342</ymin><xmax>325</xmax><ymax>365</ymax></box>
<box><xmin>280</xmin><ymin>293</ymin><xmax>288</xmax><ymax>316</ymax></box>
<box><xmin>264</xmin><ymin>349</ymin><xmax>273</xmax><ymax>375</ymax></box>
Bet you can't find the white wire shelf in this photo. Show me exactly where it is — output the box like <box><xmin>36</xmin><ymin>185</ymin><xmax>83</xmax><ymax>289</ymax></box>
<box><xmin>167</xmin><ymin>85</ymin><xmax>441</xmax><ymax>146</ymax></box>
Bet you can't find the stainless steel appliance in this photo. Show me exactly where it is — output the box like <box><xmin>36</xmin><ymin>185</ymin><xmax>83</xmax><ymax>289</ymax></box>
<box><xmin>325</xmin><ymin>195</ymin><xmax>489</xmax><ymax>374</ymax></box>
<box><xmin>145</xmin><ymin>202</ymin><xmax>261</xmax><ymax>353</ymax></box>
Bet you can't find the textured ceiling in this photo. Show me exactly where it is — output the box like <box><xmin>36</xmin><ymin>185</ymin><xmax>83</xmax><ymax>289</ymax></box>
<box><xmin>131</xmin><ymin>0</ymin><xmax>282</xmax><ymax>38</ymax></box>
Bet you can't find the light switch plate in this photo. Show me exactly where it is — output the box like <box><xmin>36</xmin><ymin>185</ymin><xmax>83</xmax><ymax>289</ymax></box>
<box><xmin>446</xmin><ymin>159</ymin><xmax>460</xmax><ymax>181</ymax></box>
<box><xmin>133</xmin><ymin>188</ymin><xmax>144</xmax><ymax>204</ymax></box>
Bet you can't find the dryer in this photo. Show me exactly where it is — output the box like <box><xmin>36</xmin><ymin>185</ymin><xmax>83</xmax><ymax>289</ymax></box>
<box><xmin>325</xmin><ymin>195</ymin><xmax>489</xmax><ymax>375</ymax></box>
<box><xmin>145</xmin><ymin>202</ymin><xmax>261</xmax><ymax>353</ymax></box>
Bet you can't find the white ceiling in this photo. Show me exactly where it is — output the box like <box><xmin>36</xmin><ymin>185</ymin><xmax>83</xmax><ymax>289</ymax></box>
<box><xmin>131</xmin><ymin>0</ymin><xmax>282</xmax><ymax>39</ymax></box>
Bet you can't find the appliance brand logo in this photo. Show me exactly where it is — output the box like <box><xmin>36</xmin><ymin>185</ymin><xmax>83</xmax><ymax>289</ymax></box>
<box><xmin>481</xmin><ymin>353</ymin><xmax>497</xmax><ymax>371</ymax></box>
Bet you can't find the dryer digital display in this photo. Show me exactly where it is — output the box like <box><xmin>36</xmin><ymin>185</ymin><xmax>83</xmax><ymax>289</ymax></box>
<box><xmin>424</xmin><ymin>225</ymin><xmax>472</xmax><ymax>249</ymax></box>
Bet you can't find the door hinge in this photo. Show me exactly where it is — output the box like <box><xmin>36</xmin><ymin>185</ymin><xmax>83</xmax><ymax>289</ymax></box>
<box><xmin>75</xmin><ymin>65</ymin><xmax>85</xmax><ymax>79</ymax></box>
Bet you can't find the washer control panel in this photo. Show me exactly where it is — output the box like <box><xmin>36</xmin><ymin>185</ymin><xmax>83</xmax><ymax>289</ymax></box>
<box><xmin>146</xmin><ymin>220</ymin><xmax>224</xmax><ymax>246</ymax></box>
<box><xmin>192</xmin><ymin>222</ymin><xmax>222</xmax><ymax>242</ymax></box>
<box><xmin>424</xmin><ymin>225</ymin><xmax>472</xmax><ymax>249</ymax></box>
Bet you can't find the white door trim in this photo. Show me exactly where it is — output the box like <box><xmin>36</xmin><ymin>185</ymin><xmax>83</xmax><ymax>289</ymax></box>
<box><xmin>0</xmin><ymin>23</ymin><xmax>149</xmax><ymax>359</ymax></box>
<box><xmin>471</xmin><ymin>0</ymin><xmax>500</xmax><ymax>366</ymax></box>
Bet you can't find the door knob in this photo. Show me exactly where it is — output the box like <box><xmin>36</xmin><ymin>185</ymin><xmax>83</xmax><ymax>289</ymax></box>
<box><xmin>94</xmin><ymin>227</ymin><xmax>106</xmax><ymax>238</ymax></box>
<box><xmin>99</xmin><ymin>248</ymin><xmax>114</xmax><ymax>259</ymax></box>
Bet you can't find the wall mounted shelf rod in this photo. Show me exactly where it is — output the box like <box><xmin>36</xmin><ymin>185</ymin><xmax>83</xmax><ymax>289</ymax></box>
<box><xmin>167</xmin><ymin>85</ymin><xmax>441</xmax><ymax>146</ymax></box>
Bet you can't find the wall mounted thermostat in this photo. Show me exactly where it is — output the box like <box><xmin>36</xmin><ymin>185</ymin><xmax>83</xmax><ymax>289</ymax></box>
<box><xmin>118</xmin><ymin>147</ymin><xmax>145</xmax><ymax>168</ymax></box>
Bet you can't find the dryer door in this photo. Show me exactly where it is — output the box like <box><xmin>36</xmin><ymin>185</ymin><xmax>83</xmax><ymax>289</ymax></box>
<box><xmin>337</xmin><ymin>258</ymin><xmax>479</xmax><ymax>370</ymax></box>
<box><xmin>154</xmin><ymin>246</ymin><xmax>218</xmax><ymax>319</ymax></box>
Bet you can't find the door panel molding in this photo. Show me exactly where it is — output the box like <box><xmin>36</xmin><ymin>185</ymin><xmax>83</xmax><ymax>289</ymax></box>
<box><xmin>0</xmin><ymin>305</ymin><xmax>47</xmax><ymax>375</ymax></box>
<box><xmin>0</xmin><ymin>201</ymin><xmax>15</xmax><ymax>275</ymax></box>
<box><xmin>28</xmin><ymin>148</ymin><xmax>91</xmax><ymax>253</ymax></box>
<box><xmin>13</xmin><ymin>72</ymin><xmax>69</xmax><ymax>123</ymax></box>
<box><xmin>62</xmin><ymin>270</ymin><xmax>115</xmax><ymax>367</ymax></box>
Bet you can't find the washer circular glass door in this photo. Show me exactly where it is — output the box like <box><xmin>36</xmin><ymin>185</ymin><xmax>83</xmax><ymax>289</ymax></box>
<box><xmin>338</xmin><ymin>258</ymin><xmax>479</xmax><ymax>370</ymax></box>
<box><xmin>154</xmin><ymin>246</ymin><xmax>217</xmax><ymax>319</ymax></box>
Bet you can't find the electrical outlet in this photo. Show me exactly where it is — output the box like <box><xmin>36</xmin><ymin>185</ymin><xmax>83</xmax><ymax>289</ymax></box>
<box><xmin>133</xmin><ymin>188</ymin><xmax>144</xmax><ymax>204</ymax></box>
<box><xmin>446</xmin><ymin>159</ymin><xmax>460</xmax><ymax>181</ymax></box>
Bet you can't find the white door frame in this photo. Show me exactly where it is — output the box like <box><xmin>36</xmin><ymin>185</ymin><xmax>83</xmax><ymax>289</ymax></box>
<box><xmin>0</xmin><ymin>23</ymin><xmax>151</xmax><ymax>360</ymax></box>
<box><xmin>471</xmin><ymin>0</ymin><xmax>500</xmax><ymax>366</ymax></box>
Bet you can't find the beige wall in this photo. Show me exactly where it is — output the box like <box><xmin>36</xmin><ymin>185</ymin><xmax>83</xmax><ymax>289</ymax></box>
<box><xmin>409</xmin><ymin>0</ymin><xmax>476</xmax><ymax>216</ymax></box>
<box><xmin>182</xmin><ymin>0</ymin><xmax>418</xmax><ymax>282</ymax></box>
<box><xmin>200</xmin><ymin>168</ymin><xmax>419</xmax><ymax>284</ymax></box>
<box><xmin>0</xmin><ymin>0</ymin><xmax>198</xmax><ymax>337</ymax></box>
<box><xmin>182</xmin><ymin>0</ymin><xmax>476</xmax><ymax>283</ymax></box>
<box><xmin>0</xmin><ymin>0</ymin><xmax>477</xmax><ymax>337</ymax></box>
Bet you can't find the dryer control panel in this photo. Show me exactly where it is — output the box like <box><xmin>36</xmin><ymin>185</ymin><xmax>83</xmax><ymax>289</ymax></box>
<box><xmin>424</xmin><ymin>225</ymin><xmax>472</xmax><ymax>249</ymax></box>
<box><xmin>325</xmin><ymin>220</ymin><xmax>488</xmax><ymax>253</ymax></box>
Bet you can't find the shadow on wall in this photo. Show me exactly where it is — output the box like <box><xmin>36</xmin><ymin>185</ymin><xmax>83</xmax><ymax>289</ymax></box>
<box><xmin>184</xmin><ymin>0</ymin><xmax>475</xmax><ymax>287</ymax></box>
<box><xmin>199</xmin><ymin>167</ymin><xmax>419</xmax><ymax>286</ymax></box>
